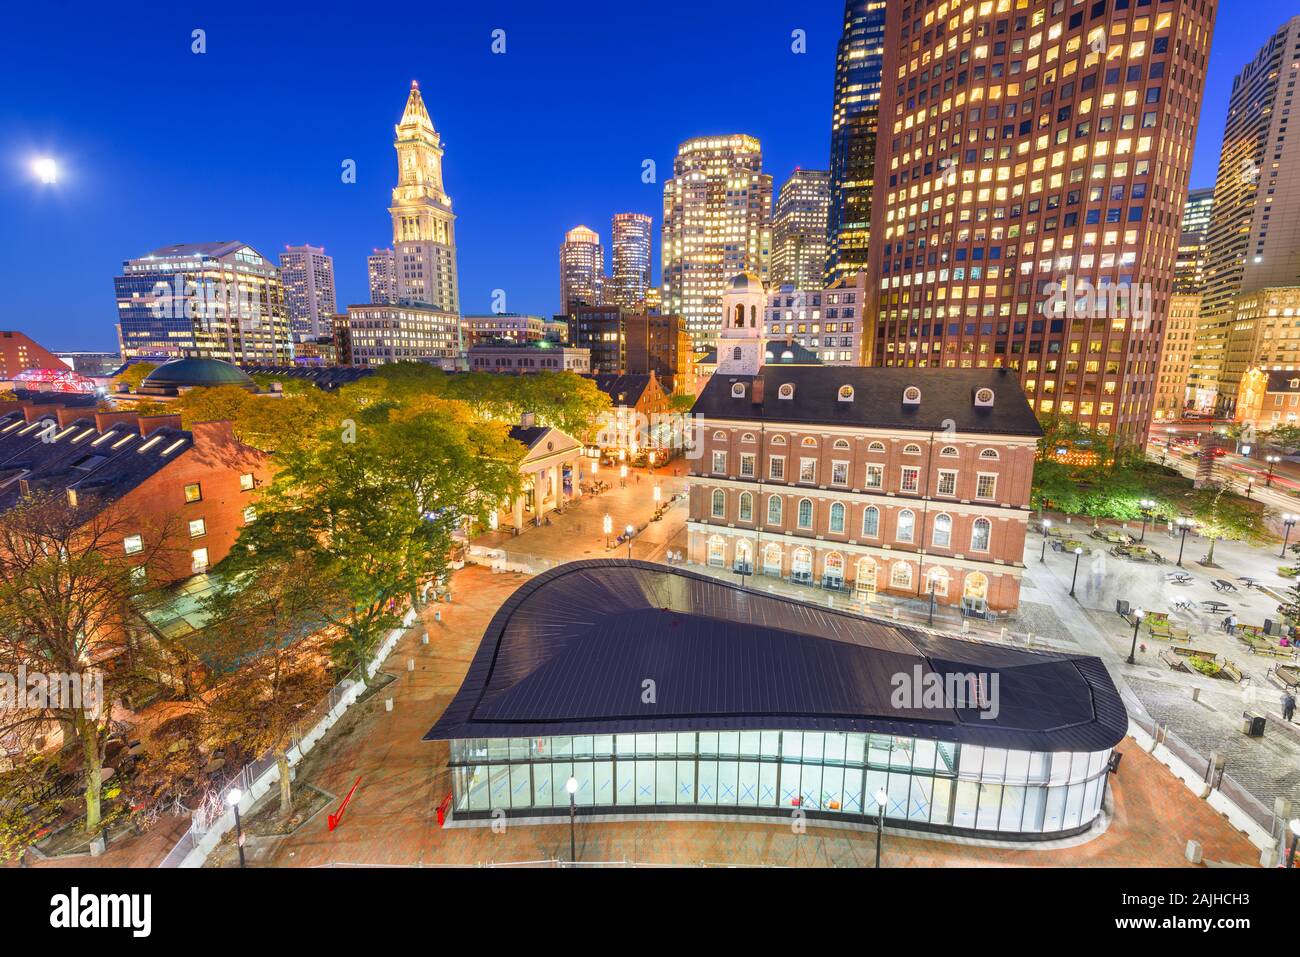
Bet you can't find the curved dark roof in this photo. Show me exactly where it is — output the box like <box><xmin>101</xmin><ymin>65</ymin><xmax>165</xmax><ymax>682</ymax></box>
<box><xmin>143</xmin><ymin>357</ymin><xmax>257</xmax><ymax>390</ymax></box>
<box><xmin>425</xmin><ymin>561</ymin><xmax>1126</xmax><ymax>752</ymax></box>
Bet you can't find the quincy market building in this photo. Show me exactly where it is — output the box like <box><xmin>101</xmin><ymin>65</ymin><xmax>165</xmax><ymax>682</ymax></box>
<box><xmin>426</xmin><ymin>562</ymin><xmax>1127</xmax><ymax>839</ymax></box>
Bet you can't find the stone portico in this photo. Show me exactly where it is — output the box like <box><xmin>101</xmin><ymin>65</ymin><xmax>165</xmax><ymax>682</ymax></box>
<box><xmin>505</xmin><ymin>418</ymin><xmax>588</xmax><ymax>531</ymax></box>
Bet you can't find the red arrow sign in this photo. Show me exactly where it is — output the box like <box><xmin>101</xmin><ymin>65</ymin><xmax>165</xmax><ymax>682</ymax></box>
<box><xmin>328</xmin><ymin>776</ymin><xmax>362</xmax><ymax>832</ymax></box>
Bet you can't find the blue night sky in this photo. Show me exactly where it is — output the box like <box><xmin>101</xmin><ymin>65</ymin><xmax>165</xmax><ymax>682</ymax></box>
<box><xmin>0</xmin><ymin>0</ymin><xmax>1291</xmax><ymax>352</ymax></box>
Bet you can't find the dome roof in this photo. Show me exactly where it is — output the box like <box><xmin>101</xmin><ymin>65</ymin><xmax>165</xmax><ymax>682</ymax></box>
<box><xmin>728</xmin><ymin>272</ymin><xmax>763</xmax><ymax>291</ymax></box>
<box><xmin>142</xmin><ymin>357</ymin><xmax>257</xmax><ymax>391</ymax></box>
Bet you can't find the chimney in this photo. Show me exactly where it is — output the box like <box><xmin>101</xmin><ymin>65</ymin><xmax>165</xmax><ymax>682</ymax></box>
<box><xmin>519</xmin><ymin>411</ymin><xmax>536</xmax><ymax>429</ymax></box>
<box><xmin>55</xmin><ymin>407</ymin><xmax>87</xmax><ymax>427</ymax></box>
<box><xmin>139</xmin><ymin>414</ymin><xmax>183</xmax><ymax>436</ymax></box>
<box><xmin>750</xmin><ymin>377</ymin><xmax>765</xmax><ymax>406</ymax></box>
<box><xmin>23</xmin><ymin>405</ymin><xmax>55</xmax><ymax>423</ymax></box>
<box><xmin>94</xmin><ymin>410</ymin><xmax>142</xmax><ymax>431</ymax></box>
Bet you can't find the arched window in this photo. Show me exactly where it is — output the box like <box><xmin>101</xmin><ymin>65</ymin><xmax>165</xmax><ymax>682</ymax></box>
<box><xmin>734</xmin><ymin>303</ymin><xmax>744</xmax><ymax>327</ymax></box>
<box><xmin>801</xmin><ymin>436</ymin><xmax>817</xmax><ymax>447</ymax></box>
<box><xmin>854</xmin><ymin>557</ymin><xmax>878</xmax><ymax>596</ymax></box>
<box><xmin>750</xmin><ymin>304</ymin><xmax>758</xmax><ymax>326</ymax></box>
<box><xmin>732</xmin><ymin>346</ymin><xmax>742</xmax><ymax>361</ymax></box>
<box><xmin>829</xmin><ymin>502</ymin><xmax>845</xmax><ymax>533</ymax></box>
<box><xmin>711</xmin><ymin>488</ymin><xmax>726</xmax><ymax>518</ymax></box>
<box><xmin>738</xmin><ymin>491</ymin><xmax>753</xmax><ymax>522</ymax></box>
<box><xmin>902</xmin><ymin>443</ymin><xmax>922</xmax><ymax>454</ymax></box>
<box><xmin>939</xmin><ymin>445</ymin><xmax>959</xmax><ymax>457</ymax></box>
<box><xmin>797</xmin><ymin>498</ymin><xmax>814</xmax><ymax>529</ymax></box>
<box><xmin>964</xmin><ymin>571</ymin><xmax>989</xmax><ymax>601</ymax></box>
<box><xmin>862</xmin><ymin>505</ymin><xmax>880</xmax><ymax>537</ymax></box>
<box><xmin>741</xmin><ymin>433</ymin><xmax>756</xmax><ymax>443</ymax></box>
<box><xmin>890</xmin><ymin>562</ymin><xmax>913</xmax><ymax>589</ymax></box>
<box><xmin>925</xmin><ymin>566</ymin><xmax>950</xmax><ymax>598</ymax></box>
<box><xmin>767</xmin><ymin>495</ymin><xmax>783</xmax><ymax>525</ymax></box>
<box><xmin>824</xmin><ymin>552</ymin><xmax>845</xmax><ymax>584</ymax></box>
<box><xmin>897</xmin><ymin>509</ymin><xmax>915</xmax><ymax>543</ymax></box>
<box><xmin>832</xmin><ymin>438</ymin><xmax>850</xmax><ymax>450</ymax></box>
<box><xmin>763</xmin><ymin>542</ymin><xmax>783</xmax><ymax>576</ymax></box>
<box><xmin>791</xmin><ymin>547</ymin><xmax>813</xmax><ymax>577</ymax></box>
<box><xmin>932</xmin><ymin>513</ymin><xmax>953</xmax><ymax>548</ymax></box>
<box><xmin>771</xmin><ymin>435</ymin><xmax>787</xmax><ymax>446</ymax></box>
<box><xmin>868</xmin><ymin>441</ymin><xmax>886</xmax><ymax>452</ymax></box>
<box><xmin>971</xmin><ymin>517</ymin><xmax>992</xmax><ymax>551</ymax></box>
<box><xmin>735</xmin><ymin>538</ymin><xmax>753</xmax><ymax>568</ymax></box>
<box><xmin>979</xmin><ymin>448</ymin><xmax>1000</xmax><ymax>460</ymax></box>
<box><xmin>712</xmin><ymin>430</ymin><xmax>728</xmax><ymax>440</ymax></box>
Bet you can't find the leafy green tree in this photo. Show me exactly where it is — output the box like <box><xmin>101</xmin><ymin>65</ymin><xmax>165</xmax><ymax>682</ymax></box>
<box><xmin>1263</xmin><ymin>424</ymin><xmax>1300</xmax><ymax>455</ymax></box>
<box><xmin>1186</xmin><ymin>482</ymin><xmax>1269</xmax><ymax>566</ymax></box>
<box><xmin>113</xmin><ymin>362</ymin><xmax>157</xmax><ymax>393</ymax></box>
<box><xmin>0</xmin><ymin>757</ymin><xmax>63</xmax><ymax>861</ymax></box>
<box><xmin>224</xmin><ymin>396</ymin><xmax>523</xmax><ymax>677</ymax></box>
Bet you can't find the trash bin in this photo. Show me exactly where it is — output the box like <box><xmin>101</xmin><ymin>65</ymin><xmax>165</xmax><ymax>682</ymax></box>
<box><xmin>1241</xmin><ymin>712</ymin><xmax>1266</xmax><ymax>737</ymax></box>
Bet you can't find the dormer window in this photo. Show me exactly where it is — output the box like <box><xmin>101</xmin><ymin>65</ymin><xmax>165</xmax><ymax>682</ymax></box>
<box><xmin>903</xmin><ymin>386</ymin><xmax>921</xmax><ymax>405</ymax></box>
<box><xmin>778</xmin><ymin>383</ymin><xmax>795</xmax><ymax>400</ymax></box>
<box><xmin>838</xmin><ymin>385</ymin><xmax>855</xmax><ymax>402</ymax></box>
<box><xmin>731</xmin><ymin>382</ymin><xmax>746</xmax><ymax>398</ymax></box>
<box><xmin>973</xmin><ymin>387</ymin><xmax>995</xmax><ymax>407</ymax></box>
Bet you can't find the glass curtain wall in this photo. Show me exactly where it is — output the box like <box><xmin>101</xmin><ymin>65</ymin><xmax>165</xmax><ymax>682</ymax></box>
<box><xmin>449</xmin><ymin>731</ymin><xmax>1112</xmax><ymax>837</ymax></box>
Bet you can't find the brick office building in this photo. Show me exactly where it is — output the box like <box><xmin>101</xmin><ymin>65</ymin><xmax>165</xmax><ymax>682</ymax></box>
<box><xmin>0</xmin><ymin>402</ymin><xmax>272</xmax><ymax>584</ymax></box>
<box><xmin>866</xmin><ymin>0</ymin><xmax>1216</xmax><ymax>442</ymax></box>
<box><xmin>687</xmin><ymin>274</ymin><xmax>1041</xmax><ymax>614</ymax></box>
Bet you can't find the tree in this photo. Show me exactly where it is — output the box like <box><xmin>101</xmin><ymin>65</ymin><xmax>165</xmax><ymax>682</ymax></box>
<box><xmin>224</xmin><ymin>397</ymin><xmax>523</xmax><ymax>678</ymax></box>
<box><xmin>0</xmin><ymin>492</ymin><xmax>174</xmax><ymax>835</ymax></box>
<box><xmin>668</xmin><ymin>393</ymin><xmax>696</xmax><ymax>414</ymax></box>
<box><xmin>1263</xmin><ymin>424</ymin><xmax>1300</xmax><ymax>455</ymax></box>
<box><xmin>1186</xmin><ymin>482</ymin><xmax>1269</xmax><ymax>566</ymax></box>
<box><xmin>0</xmin><ymin>756</ymin><xmax>64</xmax><ymax>861</ymax></box>
<box><xmin>174</xmin><ymin>385</ymin><xmax>254</xmax><ymax>430</ymax></box>
<box><xmin>113</xmin><ymin>362</ymin><xmax>157</xmax><ymax>394</ymax></box>
<box><xmin>195</xmin><ymin>560</ymin><xmax>338</xmax><ymax>817</ymax></box>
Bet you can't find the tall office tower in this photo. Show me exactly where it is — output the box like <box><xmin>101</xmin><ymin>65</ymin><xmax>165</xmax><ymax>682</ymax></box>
<box><xmin>390</xmin><ymin>81</ymin><xmax>459</xmax><ymax>313</ymax></box>
<box><xmin>1173</xmin><ymin>188</ymin><xmax>1213</xmax><ymax>293</ymax></box>
<box><xmin>1198</xmin><ymin>16</ymin><xmax>1300</xmax><ymax>412</ymax></box>
<box><xmin>114</xmin><ymin>242</ymin><xmax>293</xmax><ymax>364</ymax></box>
<box><xmin>1153</xmin><ymin>293</ymin><xmax>1200</xmax><ymax>421</ymax></box>
<box><xmin>867</xmin><ymin>0</ymin><xmax>1216</xmax><ymax>441</ymax></box>
<box><xmin>368</xmin><ymin>248</ymin><xmax>397</xmax><ymax>304</ymax></box>
<box><xmin>609</xmin><ymin>213</ymin><xmax>654</xmax><ymax>308</ymax></box>
<box><xmin>662</xmin><ymin>135</ymin><xmax>773</xmax><ymax>348</ymax></box>
<box><xmin>825</xmin><ymin>0</ymin><xmax>887</xmax><ymax>284</ymax></box>
<box><xmin>559</xmin><ymin>225</ymin><xmax>605</xmax><ymax>313</ymax></box>
<box><xmin>771</xmin><ymin>169</ymin><xmax>831</xmax><ymax>290</ymax></box>
<box><xmin>279</xmin><ymin>244</ymin><xmax>337</xmax><ymax>340</ymax></box>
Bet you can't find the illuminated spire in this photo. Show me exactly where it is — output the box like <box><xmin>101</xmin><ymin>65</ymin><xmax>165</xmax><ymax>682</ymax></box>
<box><xmin>399</xmin><ymin>79</ymin><xmax>434</xmax><ymax>132</ymax></box>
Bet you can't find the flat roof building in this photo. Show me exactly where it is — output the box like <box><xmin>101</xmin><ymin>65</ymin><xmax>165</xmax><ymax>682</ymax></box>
<box><xmin>427</xmin><ymin>561</ymin><xmax>1126</xmax><ymax>838</ymax></box>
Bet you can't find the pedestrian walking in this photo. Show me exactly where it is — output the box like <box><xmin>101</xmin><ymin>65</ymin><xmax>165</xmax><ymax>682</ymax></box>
<box><xmin>1283</xmin><ymin>692</ymin><xmax>1296</xmax><ymax>723</ymax></box>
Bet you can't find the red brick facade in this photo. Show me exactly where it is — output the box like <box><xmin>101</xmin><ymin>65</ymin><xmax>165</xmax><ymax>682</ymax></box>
<box><xmin>687</xmin><ymin>423</ymin><xmax>1034</xmax><ymax>612</ymax></box>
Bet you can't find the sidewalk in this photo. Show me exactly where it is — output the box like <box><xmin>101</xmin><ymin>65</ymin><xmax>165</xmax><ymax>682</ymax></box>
<box><xmin>238</xmin><ymin>565</ymin><xmax>1260</xmax><ymax>869</ymax></box>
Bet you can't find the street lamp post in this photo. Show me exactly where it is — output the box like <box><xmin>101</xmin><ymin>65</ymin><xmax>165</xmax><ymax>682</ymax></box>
<box><xmin>652</xmin><ymin>484</ymin><xmax>662</xmax><ymax>516</ymax></box>
<box><xmin>1175</xmin><ymin>517</ymin><xmax>1193</xmax><ymax>567</ymax></box>
<box><xmin>1165</xmin><ymin>428</ymin><xmax>1175</xmax><ymax>451</ymax></box>
<box><xmin>874</xmin><ymin>788</ymin><xmax>888</xmax><ymax>868</ymax></box>
<box><xmin>625</xmin><ymin>524</ymin><xmax>635</xmax><ymax>560</ymax></box>
<box><xmin>1126</xmin><ymin>608</ymin><xmax>1144</xmax><ymax>664</ymax></box>
<box><xmin>1287</xmin><ymin>819</ymin><xmax>1300</xmax><ymax>869</ymax></box>
<box><xmin>1266</xmin><ymin>455</ymin><xmax>1280</xmax><ymax>488</ymax></box>
<box><xmin>928</xmin><ymin>579</ymin><xmax>937</xmax><ymax>626</ymax></box>
<box><xmin>603</xmin><ymin>513</ymin><xmax>612</xmax><ymax>550</ymax></box>
<box><xmin>1282</xmin><ymin>514</ymin><xmax>1298</xmax><ymax>559</ymax></box>
<box><xmin>1039</xmin><ymin>518</ymin><xmax>1052</xmax><ymax>562</ymax></box>
<box><xmin>619</xmin><ymin>464</ymin><xmax>628</xmax><ymax>489</ymax></box>
<box><xmin>565</xmin><ymin>776</ymin><xmax>578</xmax><ymax>864</ymax></box>
<box><xmin>1069</xmin><ymin>546</ymin><xmax>1083</xmax><ymax>598</ymax></box>
<box><xmin>1246</xmin><ymin>478</ymin><xmax>1255</xmax><ymax>499</ymax></box>
<box><xmin>226</xmin><ymin>788</ymin><xmax>246</xmax><ymax>869</ymax></box>
<box><xmin>1138</xmin><ymin>499</ymin><xmax>1154</xmax><ymax>543</ymax></box>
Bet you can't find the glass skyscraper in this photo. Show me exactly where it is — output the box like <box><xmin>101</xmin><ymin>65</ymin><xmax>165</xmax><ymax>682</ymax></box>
<box><xmin>824</xmin><ymin>0</ymin><xmax>886</xmax><ymax>285</ymax></box>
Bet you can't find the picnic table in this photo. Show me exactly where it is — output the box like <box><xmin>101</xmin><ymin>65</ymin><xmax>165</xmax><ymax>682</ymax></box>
<box><xmin>1166</xmin><ymin>572</ymin><xmax>1193</xmax><ymax>585</ymax></box>
<box><xmin>1237</xmin><ymin>577</ymin><xmax>1262</xmax><ymax>589</ymax></box>
<box><xmin>1091</xmin><ymin>529</ymin><xmax>1134</xmax><ymax>545</ymax></box>
<box><xmin>1172</xmin><ymin>597</ymin><xmax>1197</xmax><ymax>613</ymax></box>
<box><xmin>1211</xmin><ymin>579</ymin><xmax>1238</xmax><ymax>592</ymax></box>
<box><xmin>1202</xmin><ymin>599</ymin><xmax>1231</xmax><ymax>614</ymax></box>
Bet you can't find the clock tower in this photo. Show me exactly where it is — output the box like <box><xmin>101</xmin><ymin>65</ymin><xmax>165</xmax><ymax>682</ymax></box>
<box><xmin>716</xmin><ymin>272</ymin><xmax>767</xmax><ymax>376</ymax></box>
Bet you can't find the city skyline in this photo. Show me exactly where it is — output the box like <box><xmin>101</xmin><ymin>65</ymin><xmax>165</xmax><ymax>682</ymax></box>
<box><xmin>2</xmin><ymin>1</ymin><xmax>1287</xmax><ymax>352</ymax></box>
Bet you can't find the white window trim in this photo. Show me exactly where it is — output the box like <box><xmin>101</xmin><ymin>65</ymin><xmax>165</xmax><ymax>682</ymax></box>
<box><xmin>936</xmin><ymin>468</ymin><xmax>959</xmax><ymax>496</ymax></box>
<box><xmin>865</xmin><ymin>464</ymin><xmax>884</xmax><ymax>489</ymax></box>
<box><xmin>900</xmin><ymin>466</ymin><xmax>921</xmax><ymax>493</ymax></box>
<box><xmin>975</xmin><ymin>471</ymin><xmax>998</xmax><ymax>500</ymax></box>
<box><xmin>830</xmin><ymin>460</ymin><xmax>850</xmax><ymax>486</ymax></box>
